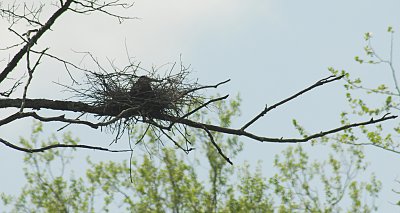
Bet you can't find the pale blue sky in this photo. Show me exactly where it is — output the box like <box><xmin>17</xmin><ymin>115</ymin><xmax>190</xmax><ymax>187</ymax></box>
<box><xmin>1</xmin><ymin>0</ymin><xmax>400</xmax><ymax>211</ymax></box>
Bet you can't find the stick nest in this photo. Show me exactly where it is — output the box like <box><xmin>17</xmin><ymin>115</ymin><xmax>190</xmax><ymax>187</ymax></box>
<box><xmin>75</xmin><ymin>67</ymin><xmax>202</xmax><ymax>121</ymax></box>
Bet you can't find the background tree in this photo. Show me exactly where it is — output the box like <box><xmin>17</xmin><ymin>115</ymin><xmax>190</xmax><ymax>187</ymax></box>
<box><xmin>329</xmin><ymin>27</ymin><xmax>400</xmax><ymax>154</ymax></box>
<box><xmin>328</xmin><ymin>26</ymin><xmax>400</xmax><ymax>208</ymax></box>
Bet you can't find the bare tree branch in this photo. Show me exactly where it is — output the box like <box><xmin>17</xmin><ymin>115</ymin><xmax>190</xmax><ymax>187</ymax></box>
<box><xmin>69</xmin><ymin>0</ymin><xmax>136</xmax><ymax>23</ymax></box>
<box><xmin>0</xmin><ymin>137</ymin><xmax>131</xmax><ymax>153</ymax></box>
<box><xmin>179</xmin><ymin>79</ymin><xmax>230</xmax><ymax>97</ymax></box>
<box><xmin>0</xmin><ymin>0</ymin><xmax>74</xmax><ymax>83</ymax></box>
<box><xmin>0</xmin><ymin>3</ymin><xmax>44</xmax><ymax>27</ymax></box>
<box><xmin>202</xmin><ymin>126</ymin><xmax>233</xmax><ymax>165</ymax></box>
<box><xmin>167</xmin><ymin>95</ymin><xmax>229</xmax><ymax>129</ymax></box>
<box><xmin>0</xmin><ymin>78</ymin><xmax>22</xmax><ymax>97</ymax></box>
<box><xmin>241</xmin><ymin>75</ymin><xmax>345</xmax><ymax>131</ymax></box>
<box><xmin>0</xmin><ymin>97</ymin><xmax>396</xmax><ymax>144</ymax></box>
<box><xmin>20</xmin><ymin>48</ymin><xmax>48</xmax><ymax>112</ymax></box>
<box><xmin>169</xmin><ymin>113</ymin><xmax>397</xmax><ymax>143</ymax></box>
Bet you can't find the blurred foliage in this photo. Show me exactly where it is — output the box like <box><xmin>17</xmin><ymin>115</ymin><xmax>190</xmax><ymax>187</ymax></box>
<box><xmin>1</xmin><ymin>96</ymin><xmax>380</xmax><ymax>212</ymax></box>
<box><xmin>328</xmin><ymin>26</ymin><xmax>400</xmax><ymax>154</ymax></box>
<box><xmin>329</xmin><ymin>26</ymin><xmax>400</xmax><ymax>207</ymax></box>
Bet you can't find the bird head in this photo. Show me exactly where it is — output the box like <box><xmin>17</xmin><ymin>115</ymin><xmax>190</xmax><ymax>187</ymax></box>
<box><xmin>137</xmin><ymin>76</ymin><xmax>153</xmax><ymax>84</ymax></box>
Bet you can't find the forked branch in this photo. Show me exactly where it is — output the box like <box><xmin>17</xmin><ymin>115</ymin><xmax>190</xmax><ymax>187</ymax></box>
<box><xmin>241</xmin><ymin>75</ymin><xmax>345</xmax><ymax>131</ymax></box>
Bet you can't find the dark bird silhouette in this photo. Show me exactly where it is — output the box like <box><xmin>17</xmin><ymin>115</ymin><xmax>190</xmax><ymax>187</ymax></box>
<box><xmin>130</xmin><ymin>76</ymin><xmax>162</xmax><ymax>116</ymax></box>
<box><xmin>130</xmin><ymin>76</ymin><xmax>154</xmax><ymax>101</ymax></box>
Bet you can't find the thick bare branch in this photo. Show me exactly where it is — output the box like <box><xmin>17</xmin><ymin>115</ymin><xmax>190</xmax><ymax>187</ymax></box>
<box><xmin>0</xmin><ymin>98</ymin><xmax>396</xmax><ymax>144</ymax></box>
<box><xmin>0</xmin><ymin>98</ymin><xmax>106</xmax><ymax>115</ymax></box>
<box><xmin>173</xmin><ymin>113</ymin><xmax>397</xmax><ymax>143</ymax></box>
<box><xmin>0</xmin><ymin>0</ymin><xmax>73</xmax><ymax>83</ymax></box>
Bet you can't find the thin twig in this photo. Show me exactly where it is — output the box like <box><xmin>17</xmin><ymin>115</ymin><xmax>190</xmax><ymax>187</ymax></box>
<box><xmin>160</xmin><ymin>128</ymin><xmax>192</xmax><ymax>153</ymax></box>
<box><xmin>202</xmin><ymin>126</ymin><xmax>233</xmax><ymax>165</ymax></box>
<box><xmin>0</xmin><ymin>137</ymin><xmax>131</xmax><ymax>153</ymax></box>
<box><xmin>168</xmin><ymin>95</ymin><xmax>229</xmax><ymax>129</ymax></box>
<box><xmin>241</xmin><ymin>75</ymin><xmax>345</xmax><ymax>130</ymax></box>
<box><xmin>180</xmin><ymin>79</ymin><xmax>230</xmax><ymax>97</ymax></box>
<box><xmin>20</xmin><ymin>48</ymin><xmax>47</xmax><ymax>112</ymax></box>
<box><xmin>57</xmin><ymin>112</ymin><xmax>86</xmax><ymax>131</ymax></box>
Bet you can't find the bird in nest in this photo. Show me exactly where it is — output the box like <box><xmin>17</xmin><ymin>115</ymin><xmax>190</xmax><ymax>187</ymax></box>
<box><xmin>130</xmin><ymin>76</ymin><xmax>163</xmax><ymax>116</ymax></box>
<box><xmin>130</xmin><ymin>76</ymin><xmax>155</xmax><ymax>101</ymax></box>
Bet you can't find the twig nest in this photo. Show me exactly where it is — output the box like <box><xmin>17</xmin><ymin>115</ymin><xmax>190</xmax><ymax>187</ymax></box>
<box><xmin>75</xmin><ymin>69</ymin><xmax>201</xmax><ymax>120</ymax></box>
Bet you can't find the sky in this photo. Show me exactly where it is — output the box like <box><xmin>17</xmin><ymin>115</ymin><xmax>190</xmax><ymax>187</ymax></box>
<box><xmin>1</xmin><ymin>0</ymin><xmax>400</xmax><ymax>211</ymax></box>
